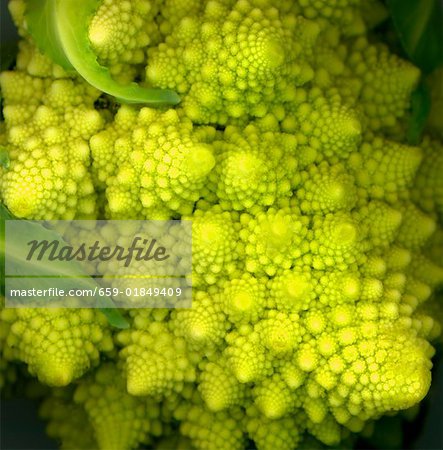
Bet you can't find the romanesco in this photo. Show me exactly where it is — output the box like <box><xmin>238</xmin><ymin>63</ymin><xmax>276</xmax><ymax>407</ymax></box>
<box><xmin>0</xmin><ymin>0</ymin><xmax>442</xmax><ymax>449</ymax></box>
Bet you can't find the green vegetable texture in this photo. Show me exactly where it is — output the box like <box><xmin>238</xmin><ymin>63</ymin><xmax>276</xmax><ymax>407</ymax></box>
<box><xmin>1</xmin><ymin>0</ymin><xmax>443</xmax><ymax>449</ymax></box>
<box><xmin>26</xmin><ymin>0</ymin><xmax>180</xmax><ymax>105</ymax></box>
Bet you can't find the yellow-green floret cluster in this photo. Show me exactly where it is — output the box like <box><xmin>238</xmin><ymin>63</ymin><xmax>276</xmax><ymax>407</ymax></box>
<box><xmin>0</xmin><ymin>0</ymin><xmax>442</xmax><ymax>449</ymax></box>
<box><xmin>0</xmin><ymin>70</ymin><xmax>102</xmax><ymax>219</ymax></box>
<box><xmin>1</xmin><ymin>306</ymin><xmax>114</xmax><ymax>386</ymax></box>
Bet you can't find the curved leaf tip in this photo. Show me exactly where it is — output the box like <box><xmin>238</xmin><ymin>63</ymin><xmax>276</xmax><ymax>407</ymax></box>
<box><xmin>26</xmin><ymin>0</ymin><xmax>180</xmax><ymax>106</ymax></box>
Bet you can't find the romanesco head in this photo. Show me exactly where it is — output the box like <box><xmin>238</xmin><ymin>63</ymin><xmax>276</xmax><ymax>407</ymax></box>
<box><xmin>1</xmin><ymin>1</ymin><xmax>442</xmax><ymax>449</ymax></box>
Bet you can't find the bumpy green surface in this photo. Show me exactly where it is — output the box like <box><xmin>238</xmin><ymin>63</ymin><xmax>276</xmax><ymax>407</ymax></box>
<box><xmin>1</xmin><ymin>0</ymin><xmax>443</xmax><ymax>450</ymax></box>
<box><xmin>1</xmin><ymin>307</ymin><xmax>113</xmax><ymax>386</ymax></box>
<box><xmin>0</xmin><ymin>68</ymin><xmax>102</xmax><ymax>219</ymax></box>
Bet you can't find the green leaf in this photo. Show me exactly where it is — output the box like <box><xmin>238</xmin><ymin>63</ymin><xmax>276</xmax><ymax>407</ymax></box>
<box><xmin>0</xmin><ymin>206</ymin><xmax>129</xmax><ymax>330</ymax></box>
<box><xmin>26</xmin><ymin>0</ymin><xmax>73</xmax><ymax>70</ymax></box>
<box><xmin>0</xmin><ymin>146</ymin><xmax>10</xmax><ymax>169</ymax></box>
<box><xmin>407</xmin><ymin>81</ymin><xmax>431</xmax><ymax>145</ymax></box>
<box><xmin>387</xmin><ymin>0</ymin><xmax>443</xmax><ymax>74</ymax></box>
<box><xmin>0</xmin><ymin>203</ymin><xmax>14</xmax><ymax>296</ymax></box>
<box><xmin>0</xmin><ymin>202</ymin><xmax>14</xmax><ymax>220</ymax></box>
<box><xmin>5</xmin><ymin>221</ymin><xmax>98</xmax><ymax>278</ymax></box>
<box><xmin>25</xmin><ymin>0</ymin><xmax>180</xmax><ymax>105</ymax></box>
<box><xmin>97</xmin><ymin>307</ymin><xmax>129</xmax><ymax>329</ymax></box>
